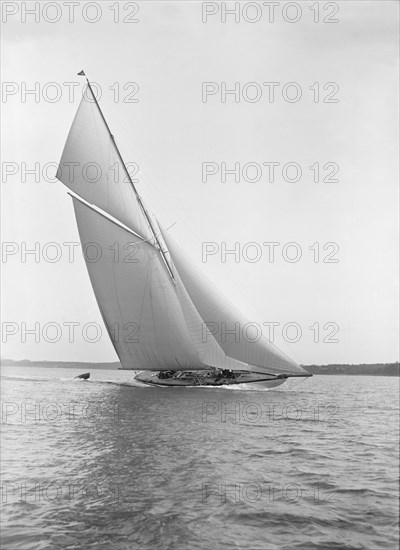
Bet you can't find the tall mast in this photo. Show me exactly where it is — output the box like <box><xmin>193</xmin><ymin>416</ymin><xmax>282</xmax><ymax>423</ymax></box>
<box><xmin>81</xmin><ymin>72</ymin><xmax>175</xmax><ymax>282</ymax></box>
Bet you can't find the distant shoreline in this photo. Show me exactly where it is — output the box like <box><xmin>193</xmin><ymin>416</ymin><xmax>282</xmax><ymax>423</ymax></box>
<box><xmin>1</xmin><ymin>359</ymin><xmax>399</xmax><ymax>376</ymax></box>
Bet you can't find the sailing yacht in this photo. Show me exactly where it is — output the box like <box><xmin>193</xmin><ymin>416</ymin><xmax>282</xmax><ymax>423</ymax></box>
<box><xmin>56</xmin><ymin>73</ymin><xmax>311</xmax><ymax>388</ymax></box>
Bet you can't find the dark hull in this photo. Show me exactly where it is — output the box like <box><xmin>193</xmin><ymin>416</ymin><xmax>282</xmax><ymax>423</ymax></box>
<box><xmin>74</xmin><ymin>372</ymin><xmax>90</xmax><ymax>380</ymax></box>
<box><xmin>135</xmin><ymin>370</ymin><xmax>287</xmax><ymax>388</ymax></box>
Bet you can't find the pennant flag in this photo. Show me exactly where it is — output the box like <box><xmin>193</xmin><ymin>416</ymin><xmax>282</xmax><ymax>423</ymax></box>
<box><xmin>77</xmin><ymin>70</ymin><xmax>85</xmax><ymax>76</ymax></box>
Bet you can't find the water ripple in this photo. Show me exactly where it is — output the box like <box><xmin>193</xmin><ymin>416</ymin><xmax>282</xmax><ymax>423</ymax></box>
<box><xmin>1</xmin><ymin>367</ymin><xmax>399</xmax><ymax>550</ymax></box>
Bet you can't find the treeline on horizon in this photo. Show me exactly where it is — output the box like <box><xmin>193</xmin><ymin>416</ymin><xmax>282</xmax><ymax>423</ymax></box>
<box><xmin>303</xmin><ymin>363</ymin><xmax>399</xmax><ymax>376</ymax></box>
<box><xmin>1</xmin><ymin>359</ymin><xmax>399</xmax><ymax>376</ymax></box>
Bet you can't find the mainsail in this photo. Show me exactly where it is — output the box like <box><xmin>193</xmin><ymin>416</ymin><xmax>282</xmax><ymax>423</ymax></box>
<box><xmin>56</xmin><ymin>78</ymin><xmax>307</xmax><ymax>376</ymax></box>
<box><xmin>72</xmin><ymin>197</ymin><xmax>202</xmax><ymax>371</ymax></box>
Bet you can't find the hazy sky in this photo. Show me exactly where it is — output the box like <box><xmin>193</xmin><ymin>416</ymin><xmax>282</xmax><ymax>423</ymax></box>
<box><xmin>2</xmin><ymin>1</ymin><xmax>399</xmax><ymax>365</ymax></box>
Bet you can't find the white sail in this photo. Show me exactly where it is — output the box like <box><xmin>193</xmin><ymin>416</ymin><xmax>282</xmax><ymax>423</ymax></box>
<box><xmin>172</xmin><ymin>260</ymin><xmax>257</xmax><ymax>371</ymax></box>
<box><xmin>72</xmin><ymin>196</ymin><xmax>204</xmax><ymax>371</ymax></box>
<box><xmin>56</xmin><ymin>87</ymin><xmax>153</xmax><ymax>242</ymax></box>
<box><xmin>57</xmin><ymin>77</ymin><xmax>309</xmax><ymax>380</ymax></box>
<box><xmin>162</xmin><ymin>228</ymin><xmax>307</xmax><ymax>375</ymax></box>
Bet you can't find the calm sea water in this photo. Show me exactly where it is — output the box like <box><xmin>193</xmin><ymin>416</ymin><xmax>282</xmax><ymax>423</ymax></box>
<box><xmin>1</xmin><ymin>366</ymin><xmax>399</xmax><ymax>550</ymax></box>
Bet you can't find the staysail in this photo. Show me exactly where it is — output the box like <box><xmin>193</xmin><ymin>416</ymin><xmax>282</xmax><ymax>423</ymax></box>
<box><xmin>162</xmin><ymin>228</ymin><xmax>307</xmax><ymax>375</ymax></box>
<box><xmin>164</xmin><ymin>247</ymin><xmax>257</xmax><ymax>371</ymax></box>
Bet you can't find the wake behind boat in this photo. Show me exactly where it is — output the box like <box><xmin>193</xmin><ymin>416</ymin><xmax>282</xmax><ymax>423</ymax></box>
<box><xmin>55</xmin><ymin>71</ymin><xmax>311</xmax><ymax>390</ymax></box>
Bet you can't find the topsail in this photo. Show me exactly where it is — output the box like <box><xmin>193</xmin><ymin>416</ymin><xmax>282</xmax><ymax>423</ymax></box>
<box><xmin>56</xmin><ymin>84</ymin><xmax>153</xmax><ymax>242</ymax></box>
<box><xmin>56</xmin><ymin>78</ymin><xmax>308</xmax><ymax>380</ymax></box>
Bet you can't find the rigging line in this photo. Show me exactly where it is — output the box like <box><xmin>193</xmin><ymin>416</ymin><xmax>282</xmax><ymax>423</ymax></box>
<box><xmin>170</xmin><ymin>278</ymin><xmax>196</xmax><ymax>358</ymax></box>
<box><xmin>107</xmin><ymin>117</ymin><xmax>190</xmax><ymax>236</ymax></box>
<box><xmin>82</xmin><ymin>75</ymin><xmax>175</xmax><ymax>282</ymax></box>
